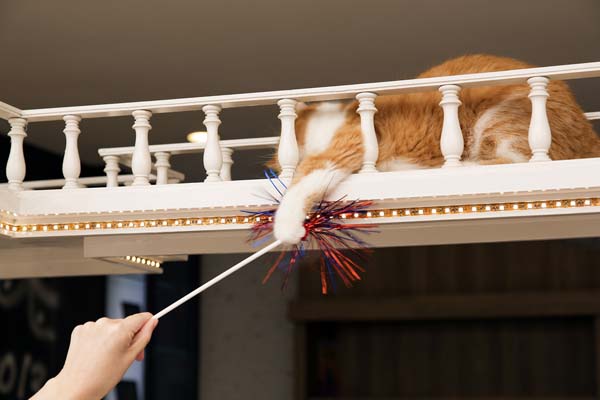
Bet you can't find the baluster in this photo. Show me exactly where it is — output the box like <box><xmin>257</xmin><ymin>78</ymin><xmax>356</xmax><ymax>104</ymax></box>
<box><xmin>220</xmin><ymin>148</ymin><xmax>234</xmax><ymax>181</ymax></box>
<box><xmin>6</xmin><ymin>118</ymin><xmax>27</xmax><ymax>191</ymax></box>
<box><xmin>439</xmin><ymin>85</ymin><xmax>464</xmax><ymax>167</ymax></box>
<box><xmin>202</xmin><ymin>105</ymin><xmax>222</xmax><ymax>182</ymax></box>
<box><xmin>154</xmin><ymin>152</ymin><xmax>171</xmax><ymax>185</ymax></box>
<box><xmin>62</xmin><ymin>115</ymin><xmax>82</xmax><ymax>188</ymax></box>
<box><xmin>103</xmin><ymin>155</ymin><xmax>120</xmax><ymax>187</ymax></box>
<box><xmin>131</xmin><ymin>110</ymin><xmax>152</xmax><ymax>186</ymax></box>
<box><xmin>277</xmin><ymin>99</ymin><xmax>299</xmax><ymax>180</ymax></box>
<box><xmin>356</xmin><ymin>93</ymin><xmax>379</xmax><ymax>173</ymax></box>
<box><xmin>527</xmin><ymin>77</ymin><xmax>552</xmax><ymax>162</ymax></box>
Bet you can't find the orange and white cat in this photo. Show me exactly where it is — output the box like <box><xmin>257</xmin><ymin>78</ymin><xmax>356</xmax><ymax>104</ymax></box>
<box><xmin>271</xmin><ymin>54</ymin><xmax>600</xmax><ymax>244</ymax></box>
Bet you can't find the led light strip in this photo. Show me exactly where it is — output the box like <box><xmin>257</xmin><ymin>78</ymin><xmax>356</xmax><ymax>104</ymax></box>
<box><xmin>0</xmin><ymin>197</ymin><xmax>598</xmax><ymax>236</ymax></box>
<box><xmin>122</xmin><ymin>255</ymin><xmax>162</xmax><ymax>269</ymax></box>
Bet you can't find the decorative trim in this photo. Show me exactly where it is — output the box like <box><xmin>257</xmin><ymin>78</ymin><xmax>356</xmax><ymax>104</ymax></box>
<box><xmin>1</xmin><ymin>197</ymin><xmax>597</xmax><ymax>237</ymax></box>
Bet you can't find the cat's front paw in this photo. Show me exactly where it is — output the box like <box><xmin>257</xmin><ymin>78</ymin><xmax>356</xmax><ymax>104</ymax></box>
<box><xmin>274</xmin><ymin>202</ymin><xmax>307</xmax><ymax>245</ymax></box>
<box><xmin>274</xmin><ymin>221</ymin><xmax>306</xmax><ymax>245</ymax></box>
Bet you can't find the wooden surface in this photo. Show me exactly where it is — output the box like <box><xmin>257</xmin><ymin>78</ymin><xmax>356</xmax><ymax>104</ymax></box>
<box><xmin>294</xmin><ymin>240</ymin><xmax>600</xmax><ymax>399</ymax></box>
<box><xmin>289</xmin><ymin>291</ymin><xmax>600</xmax><ymax>321</ymax></box>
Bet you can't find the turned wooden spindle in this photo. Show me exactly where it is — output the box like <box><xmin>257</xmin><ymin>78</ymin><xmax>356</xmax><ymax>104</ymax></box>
<box><xmin>439</xmin><ymin>85</ymin><xmax>464</xmax><ymax>167</ymax></box>
<box><xmin>277</xmin><ymin>99</ymin><xmax>299</xmax><ymax>180</ymax></box>
<box><xmin>527</xmin><ymin>77</ymin><xmax>552</xmax><ymax>162</ymax></box>
<box><xmin>131</xmin><ymin>110</ymin><xmax>152</xmax><ymax>186</ymax></box>
<box><xmin>202</xmin><ymin>105</ymin><xmax>223</xmax><ymax>182</ymax></box>
<box><xmin>220</xmin><ymin>147</ymin><xmax>234</xmax><ymax>181</ymax></box>
<box><xmin>103</xmin><ymin>155</ymin><xmax>121</xmax><ymax>187</ymax></box>
<box><xmin>62</xmin><ymin>115</ymin><xmax>82</xmax><ymax>189</ymax></box>
<box><xmin>356</xmin><ymin>93</ymin><xmax>379</xmax><ymax>173</ymax></box>
<box><xmin>6</xmin><ymin>118</ymin><xmax>27</xmax><ymax>191</ymax></box>
<box><xmin>154</xmin><ymin>152</ymin><xmax>171</xmax><ymax>185</ymax></box>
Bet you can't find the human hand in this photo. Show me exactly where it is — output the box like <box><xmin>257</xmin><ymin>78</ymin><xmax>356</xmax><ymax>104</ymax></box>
<box><xmin>32</xmin><ymin>313</ymin><xmax>158</xmax><ymax>400</ymax></box>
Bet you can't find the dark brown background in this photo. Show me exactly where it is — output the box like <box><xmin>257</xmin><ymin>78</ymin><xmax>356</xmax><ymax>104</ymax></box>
<box><xmin>1</xmin><ymin>0</ymin><xmax>599</xmax><ymax>181</ymax></box>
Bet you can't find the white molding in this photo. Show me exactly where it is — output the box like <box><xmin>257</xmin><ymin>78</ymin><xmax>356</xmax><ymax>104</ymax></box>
<box><xmin>0</xmin><ymin>101</ymin><xmax>22</xmax><ymax>120</ymax></box>
<box><xmin>0</xmin><ymin>190</ymin><xmax>19</xmax><ymax>216</ymax></box>
<box><xmin>98</xmin><ymin>136</ymin><xmax>280</xmax><ymax>157</ymax></box>
<box><xmin>102</xmin><ymin>154</ymin><xmax>185</xmax><ymax>182</ymax></box>
<box><xmin>6</xmin><ymin>157</ymin><xmax>600</xmax><ymax>217</ymax></box>
<box><xmin>586</xmin><ymin>111</ymin><xmax>600</xmax><ymax>121</ymax></box>
<box><xmin>0</xmin><ymin>174</ymin><xmax>160</xmax><ymax>190</ymax></box>
<box><xmin>17</xmin><ymin>61</ymin><xmax>600</xmax><ymax>122</ymax></box>
<box><xmin>82</xmin><ymin>211</ymin><xmax>600</xmax><ymax>256</ymax></box>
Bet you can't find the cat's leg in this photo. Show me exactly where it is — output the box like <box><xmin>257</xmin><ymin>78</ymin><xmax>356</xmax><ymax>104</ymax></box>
<box><xmin>273</xmin><ymin>164</ymin><xmax>350</xmax><ymax>244</ymax></box>
<box><xmin>274</xmin><ymin>126</ymin><xmax>364</xmax><ymax>244</ymax></box>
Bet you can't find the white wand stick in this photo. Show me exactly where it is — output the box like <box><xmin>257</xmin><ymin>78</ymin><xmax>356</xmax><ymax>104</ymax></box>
<box><xmin>153</xmin><ymin>239</ymin><xmax>282</xmax><ymax>320</ymax></box>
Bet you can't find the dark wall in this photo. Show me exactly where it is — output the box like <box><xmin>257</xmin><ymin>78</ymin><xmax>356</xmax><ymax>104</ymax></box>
<box><xmin>0</xmin><ymin>276</ymin><xmax>106</xmax><ymax>399</ymax></box>
<box><xmin>1</xmin><ymin>130</ymin><xmax>200</xmax><ymax>400</ymax></box>
<box><xmin>298</xmin><ymin>240</ymin><xmax>600</xmax><ymax>398</ymax></box>
<box><xmin>2</xmin><ymin>0</ymin><xmax>598</xmax><ymax>181</ymax></box>
<box><xmin>0</xmin><ymin>134</ymin><xmax>106</xmax><ymax>399</ymax></box>
<box><xmin>145</xmin><ymin>256</ymin><xmax>200</xmax><ymax>400</ymax></box>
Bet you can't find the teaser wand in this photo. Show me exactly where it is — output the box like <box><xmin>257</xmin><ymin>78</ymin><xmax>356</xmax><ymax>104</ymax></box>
<box><xmin>153</xmin><ymin>239</ymin><xmax>282</xmax><ymax>320</ymax></box>
<box><xmin>153</xmin><ymin>192</ymin><xmax>375</xmax><ymax>320</ymax></box>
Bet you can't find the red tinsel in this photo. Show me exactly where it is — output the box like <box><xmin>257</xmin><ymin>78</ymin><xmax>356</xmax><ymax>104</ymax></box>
<box><xmin>249</xmin><ymin>196</ymin><xmax>376</xmax><ymax>294</ymax></box>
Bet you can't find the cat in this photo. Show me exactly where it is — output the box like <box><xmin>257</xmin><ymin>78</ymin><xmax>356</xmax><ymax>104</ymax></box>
<box><xmin>270</xmin><ymin>54</ymin><xmax>600</xmax><ymax>245</ymax></box>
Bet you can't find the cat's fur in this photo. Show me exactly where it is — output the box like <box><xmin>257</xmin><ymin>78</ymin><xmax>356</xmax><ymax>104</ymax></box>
<box><xmin>270</xmin><ymin>54</ymin><xmax>600</xmax><ymax>244</ymax></box>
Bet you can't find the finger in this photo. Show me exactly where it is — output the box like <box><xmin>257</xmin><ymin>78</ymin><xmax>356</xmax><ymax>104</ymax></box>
<box><xmin>122</xmin><ymin>312</ymin><xmax>153</xmax><ymax>337</ymax></box>
<box><xmin>71</xmin><ymin>325</ymin><xmax>82</xmax><ymax>339</ymax></box>
<box><xmin>83</xmin><ymin>321</ymin><xmax>95</xmax><ymax>329</ymax></box>
<box><xmin>130</xmin><ymin>317</ymin><xmax>158</xmax><ymax>356</ymax></box>
<box><xmin>136</xmin><ymin>350</ymin><xmax>145</xmax><ymax>362</ymax></box>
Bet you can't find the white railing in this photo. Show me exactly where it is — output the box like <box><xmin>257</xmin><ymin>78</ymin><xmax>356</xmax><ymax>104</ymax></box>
<box><xmin>0</xmin><ymin>174</ymin><xmax>171</xmax><ymax>190</ymax></box>
<box><xmin>97</xmin><ymin>137</ymin><xmax>278</xmax><ymax>184</ymax></box>
<box><xmin>1</xmin><ymin>61</ymin><xmax>600</xmax><ymax>190</ymax></box>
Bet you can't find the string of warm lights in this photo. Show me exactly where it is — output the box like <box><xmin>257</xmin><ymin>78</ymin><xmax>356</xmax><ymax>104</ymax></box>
<box><xmin>0</xmin><ymin>197</ymin><xmax>598</xmax><ymax>236</ymax></box>
<box><xmin>122</xmin><ymin>255</ymin><xmax>162</xmax><ymax>269</ymax></box>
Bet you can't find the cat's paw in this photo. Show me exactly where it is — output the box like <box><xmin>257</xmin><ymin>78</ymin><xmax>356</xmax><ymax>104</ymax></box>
<box><xmin>274</xmin><ymin>220</ymin><xmax>306</xmax><ymax>245</ymax></box>
<box><xmin>274</xmin><ymin>200</ymin><xmax>307</xmax><ymax>245</ymax></box>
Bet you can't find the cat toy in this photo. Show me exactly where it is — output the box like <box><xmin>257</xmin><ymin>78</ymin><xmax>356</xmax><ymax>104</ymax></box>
<box><xmin>153</xmin><ymin>172</ymin><xmax>375</xmax><ymax>320</ymax></box>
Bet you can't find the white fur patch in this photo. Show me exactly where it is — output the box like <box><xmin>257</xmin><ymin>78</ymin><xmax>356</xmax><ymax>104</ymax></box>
<box><xmin>470</xmin><ymin>103</ymin><xmax>503</xmax><ymax>159</ymax></box>
<box><xmin>274</xmin><ymin>166</ymin><xmax>348</xmax><ymax>244</ymax></box>
<box><xmin>377</xmin><ymin>157</ymin><xmax>424</xmax><ymax>172</ymax></box>
<box><xmin>302</xmin><ymin>102</ymin><xmax>346</xmax><ymax>158</ymax></box>
<box><xmin>496</xmin><ymin>139</ymin><xmax>527</xmax><ymax>163</ymax></box>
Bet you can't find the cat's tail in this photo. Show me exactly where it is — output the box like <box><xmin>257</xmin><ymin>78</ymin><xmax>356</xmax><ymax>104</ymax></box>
<box><xmin>273</xmin><ymin>126</ymin><xmax>364</xmax><ymax>245</ymax></box>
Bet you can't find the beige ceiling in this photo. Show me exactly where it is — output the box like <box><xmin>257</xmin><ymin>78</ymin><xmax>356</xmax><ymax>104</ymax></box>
<box><xmin>1</xmin><ymin>0</ymin><xmax>599</xmax><ymax>180</ymax></box>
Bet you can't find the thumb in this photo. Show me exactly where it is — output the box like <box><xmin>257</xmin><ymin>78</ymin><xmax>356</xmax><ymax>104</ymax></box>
<box><xmin>130</xmin><ymin>317</ymin><xmax>158</xmax><ymax>356</ymax></box>
<box><xmin>123</xmin><ymin>312</ymin><xmax>153</xmax><ymax>337</ymax></box>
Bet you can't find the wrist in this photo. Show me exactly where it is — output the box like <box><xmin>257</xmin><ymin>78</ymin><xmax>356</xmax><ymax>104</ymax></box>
<box><xmin>33</xmin><ymin>374</ymin><xmax>89</xmax><ymax>400</ymax></box>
